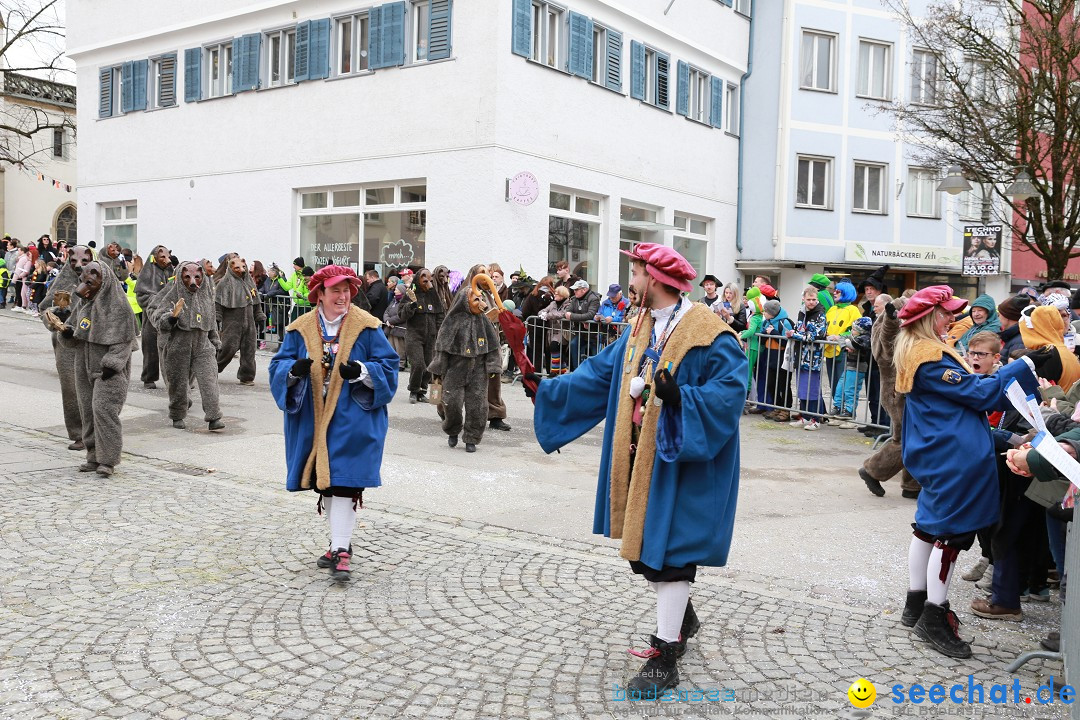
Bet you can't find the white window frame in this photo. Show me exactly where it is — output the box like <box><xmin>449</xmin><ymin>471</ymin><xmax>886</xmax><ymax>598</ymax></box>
<box><xmin>108</xmin><ymin>65</ymin><xmax>124</xmax><ymax>116</ymax></box>
<box><xmin>800</xmin><ymin>30</ymin><xmax>836</xmax><ymax>92</ymax></box>
<box><xmin>411</xmin><ymin>0</ymin><xmax>431</xmax><ymax>63</ymax></box>
<box><xmin>264</xmin><ymin>27</ymin><xmax>297</xmax><ymax>87</ymax></box>
<box><xmin>333</xmin><ymin>13</ymin><xmax>370</xmax><ymax>76</ymax></box>
<box><xmin>548</xmin><ymin>186</ymin><xmax>603</xmax><ymax>286</ymax></box>
<box><xmin>796</xmin><ymin>155</ymin><xmax>833</xmax><ymax>210</ymax></box>
<box><xmin>725</xmin><ymin>82</ymin><xmax>739</xmax><ymax>134</ymax></box>
<box><xmin>531</xmin><ymin>0</ymin><xmax>565</xmax><ymax>70</ymax></box>
<box><xmin>204</xmin><ymin>41</ymin><xmax>234</xmax><ymax>98</ymax></box>
<box><xmin>148</xmin><ymin>54</ymin><xmax>176</xmax><ymax>110</ymax></box>
<box><xmin>642</xmin><ymin>45</ymin><xmax>670</xmax><ymax>109</ymax></box>
<box><xmin>685</xmin><ymin>65</ymin><xmax>710</xmax><ymax>124</ymax></box>
<box><xmin>734</xmin><ymin>0</ymin><xmax>751</xmax><ymax>16</ymax></box>
<box><xmin>100</xmin><ymin>202</ymin><xmax>138</xmax><ymax>245</ymax></box>
<box><xmin>907</xmin><ymin>167</ymin><xmax>941</xmax><ymax>218</ymax></box>
<box><xmin>852</xmin><ymin>161</ymin><xmax>887</xmax><ymax>215</ymax></box>
<box><xmin>590</xmin><ymin>22</ymin><xmax>609</xmax><ymax>85</ymax></box>
<box><xmin>958</xmin><ymin>182</ymin><xmax>989</xmax><ymax>221</ymax></box>
<box><xmin>910</xmin><ymin>48</ymin><xmax>939</xmax><ymax>106</ymax></box>
<box><xmin>963</xmin><ymin>56</ymin><xmax>990</xmax><ymax>102</ymax></box>
<box><xmin>856</xmin><ymin>39</ymin><xmax>891</xmax><ymax>100</ymax></box>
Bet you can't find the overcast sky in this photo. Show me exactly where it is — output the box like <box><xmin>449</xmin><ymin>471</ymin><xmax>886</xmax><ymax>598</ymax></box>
<box><xmin>3</xmin><ymin>0</ymin><xmax>74</xmax><ymax>81</ymax></box>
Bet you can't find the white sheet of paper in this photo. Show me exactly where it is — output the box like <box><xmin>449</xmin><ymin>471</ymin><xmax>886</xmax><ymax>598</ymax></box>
<box><xmin>1005</xmin><ymin>379</ymin><xmax>1036</xmax><ymax>426</ymax></box>
<box><xmin>1031</xmin><ymin>431</ymin><xmax>1080</xmax><ymax>491</ymax></box>
<box><xmin>1027</xmin><ymin>394</ymin><xmax>1048</xmax><ymax>433</ymax></box>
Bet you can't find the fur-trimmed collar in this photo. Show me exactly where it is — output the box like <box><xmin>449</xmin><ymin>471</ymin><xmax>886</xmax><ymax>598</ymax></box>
<box><xmin>895</xmin><ymin>338</ymin><xmax>969</xmax><ymax>394</ymax></box>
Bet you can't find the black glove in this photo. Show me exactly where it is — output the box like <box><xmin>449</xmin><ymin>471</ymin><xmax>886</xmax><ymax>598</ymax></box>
<box><xmin>61</xmin><ymin>327</ymin><xmax>74</xmax><ymax>339</ymax></box>
<box><xmin>523</xmin><ymin>372</ymin><xmax>542</xmax><ymax>399</ymax></box>
<box><xmin>653</xmin><ymin>369</ymin><xmax>681</xmax><ymax>408</ymax></box>
<box><xmin>339</xmin><ymin>361</ymin><xmax>364</xmax><ymax>380</ymax></box>
<box><xmin>1048</xmin><ymin>503</ymin><xmax>1074</xmax><ymax>523</ymax></box>
<box><xmin>54</xmin><ymin>307</ymin><xmax>71</xmax><ymax>321</ymax></box>
<box><xmin>1029</xmin><ymin>346</ymin><xmax>1063</xmax><ymax>384</ymax></box>
<box><xmin>290</xmin><ymin>358</ymin><xmax>314</xmax><ymax>377</ymax></box>
<box><xmin>100</xmin><ymin>367</ymin><xmax>117</xmax><ymax>380</ymax></box>
<box><xmin>168</xmin><ymin>315</ymin><xmax>179</xmax><ymax>325</ymax></box>
<box><xmin>884</xmin><ymin>302</ymin><xmax>896</xmax><ymax>319</ymax></box>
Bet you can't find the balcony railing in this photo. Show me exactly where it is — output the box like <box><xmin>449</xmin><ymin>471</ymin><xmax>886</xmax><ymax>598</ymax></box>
<box><xmin>2</xmin><ymin>71</ymin><xmax>76</xmax><ymax>109</ymax></box>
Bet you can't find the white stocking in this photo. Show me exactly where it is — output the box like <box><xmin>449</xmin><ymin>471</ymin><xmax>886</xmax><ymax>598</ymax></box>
<box><xmin>328</xmin><ymin>496</ymin><xmax>356</xmax><ymax>552</ymax></box>
<box><xmin>655</xmin><ymin>581</ymin><xmax>690</xmax><ymax>643</ymax></box>
<box><xmin>926</xmin><ymin>546</ymin><xmax>956</xmax><ymax>606</ymax></box>
<box><xmin>908</xmin><ymin>536</ymin><xmax>933</xmax><ymax>592</ymax></box>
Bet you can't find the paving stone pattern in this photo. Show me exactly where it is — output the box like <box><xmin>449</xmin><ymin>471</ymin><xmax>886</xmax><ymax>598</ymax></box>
<box><xmin>0</xmin><ymin>422</ymin><xmax>1067</xmax><ymax>719</ymax></box>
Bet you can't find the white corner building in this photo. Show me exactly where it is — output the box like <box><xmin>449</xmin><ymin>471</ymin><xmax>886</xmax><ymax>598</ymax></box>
<box><xmin>69</xmin><ymin>0</ymin><xmax>749</xmax><ymax>294</ymax></box>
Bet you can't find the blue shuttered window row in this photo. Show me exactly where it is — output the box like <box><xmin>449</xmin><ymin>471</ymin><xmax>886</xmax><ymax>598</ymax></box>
<box><xmin>99</xmin><ymin>1</ymin><xmax>452</xmax><ymax>118</ymax></box>
<box><xmin>511</xmin><ymin>1</ymin><xmax>730</xmax><ymax>131</ymax></box>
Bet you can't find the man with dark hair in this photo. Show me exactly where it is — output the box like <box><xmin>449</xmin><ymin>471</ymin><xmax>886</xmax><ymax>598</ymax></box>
<box><xmin>554</xmin><ymin>260</ymin><xmax>580</xmax><ymax>290</ymax></box>
<box><xmin>364</xmin><ymin>269</ymin><xmax>390</xmax><ymax>320</ymax></box>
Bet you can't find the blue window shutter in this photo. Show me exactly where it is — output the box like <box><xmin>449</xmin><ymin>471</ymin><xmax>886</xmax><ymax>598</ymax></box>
<box><xmin>428</xmin><ymin>0</ymin><xmax>452</xmax><ymax>61</ymax></box>
<box><xmin>308</xmin><ymin>19</ymin><xmax>331</xmax><ymax>79</ymax></box>
<box><xmin>630</xmin><ymin>40</ymin><xmax>645</xmax><ymax>100</ymax></box>
<box><xmin>233</xmin><ymin>32</ymin><xmax>261</xmax><ymax>91</ymax></box>
<box><xmin>294</xmin><ymin>21</ymin><xmax>311</xmax><ymax>81</ymax></box>
<box><xmin>371</xmin><ymin>2</ymin><xmax>406</xmax><ymax>69</ymax></box>
<box><xmin>720</xmin><ymin>0</ymin><xmax>733</xmax><ymax>5</ymax></box>
<box><xmin>160</xmin><ymin>54</ymin><xmax>177</xmax><ymax>107</ymax></box>
<box><xmin>676</xmin><ymin>60</ymin><xmax>689</xmax><ymax>116</ymax></box>
<box><xmin>710</xmin><ymin>76</ymin><xmax>723</xmax><ymax>128</ymax></box>
<box><xmin>184</xmin><ymin>48</ymin><xmax>202</xmax><ymax>102</ymax></box>
<box><xmin>511</xmin><ymin>0</ymin><xmax>531</xmax><ymax>57</ymax></box>
<box><xmin>232</xmin><ymin>37</ymin><xmax>243</xmax><ymax>92</ymax></box>
<box><xmin>567</xmin><ymin>12</ymin><xmax>593</xmax><ymax>78</ymax></box>
<box><xmin>131</xmin><ymin>59</ymin><xmax>148</xmax><ymax>110</ymax></box>
<box><xmin>120</xmin><ymin>61</ymin><xmax>134</xmax><ymax>112</ymax></box>
<box><xmin>604</xmin><ymin>30</ymin><xmax>622</xmax><ymax>91</ymax></box>
<box><xmin>655</xmin><ymin>52</ymin><xmax>670</xmax><ymax>109</ymax></box>
<box><xmin>98</xmin><ymin>68</ymin><xmax>113</xmax><ymax>118</ymax></box>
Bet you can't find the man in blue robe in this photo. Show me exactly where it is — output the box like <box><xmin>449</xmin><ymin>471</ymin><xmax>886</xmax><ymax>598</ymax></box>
<box><xmin>530</xmin><ymin>244</ymin><xmax>746</xmax><ymax>696</ymax></box>
<box><xmin>269</xmin><ymin>265</ymin><xmax>398</xmax><ymax>582</ymax></box>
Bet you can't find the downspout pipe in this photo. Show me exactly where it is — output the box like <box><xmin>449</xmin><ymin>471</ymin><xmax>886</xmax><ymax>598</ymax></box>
<box><xmin>735</xmin><ymin>2</ymin><xmax>755</xmax><ymax>253</ymax></box>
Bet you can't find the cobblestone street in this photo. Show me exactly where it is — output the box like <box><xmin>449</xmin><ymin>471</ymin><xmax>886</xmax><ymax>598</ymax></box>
<box><xmin>0</xmin><ymin>314</ymin><xmax>1070</xmax><ymax>719</ymax></box>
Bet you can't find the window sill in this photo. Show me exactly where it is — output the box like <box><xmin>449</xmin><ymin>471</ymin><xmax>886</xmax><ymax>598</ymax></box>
<box><xmin>909</xmin><ymin>101</ymin><xmax>940</xmax><ymax>109</ymax></box>
<box><xmin>257</xmin><ymin>81</ymin><xmax>300</xmax><ymax>92</ymax></box>
<box><xmin>588</xmin><ymin>80</ymin><xmax>625</xmax><ymax>97</ymax></box>
<box><xmin>196</xmin><ymin>93</ymin><xmax>236</xmax><ymax>103</ymax></box>
<box><xmin>725</xmin><ymin>130</ymin><xmax>740</xmax><ymax>139</ymax></box>
<box><xmin>852</xmin><ymin>209</ymin><xmax>887</xmax><ymax>216</ymax></box>
<box><xmin>639</xmin><ymin>100</ymin><xmax>672</xmax><ymax>115</ymax></box>
<box><xmin>907</xmin><ymin>213</ymin><xmax>941</xmax><ymax>220</ymax></box>
<box><xmin>525</xmin><ymin>57</ymin><xmax>573</xmax><ymax>77</ymax></box>
<box><xmin>145</xmin><ymin>103</ymin><xmax>179</xmax><ymax>113</ymax></box>
<box><xmin>735</xmin><ymin>9</ymin><xmax>751</xmax><ymax>20</ymax></box>
<box><xmin>401</xmin><ymin>56</ymin><xmax>457</xmax><ymax>70</ymax></box>
<box><xmin>794</xmin><ymin>204</ymin><xmax>833</xmax><ymax>211</ymax></box>
<box><xmin>799</xmin><ymin>86</ymin><xmax>837</xmax><ymax>95</ymax></box>
<box><xmin>324</xmin><ymin>71</ymin><xmax>374</xmax><ymax>83</ymax></box>
<box><xmin>684</xmin><ymin>116</ymin><xmax>714</xmax><ymax>129</ymax></box>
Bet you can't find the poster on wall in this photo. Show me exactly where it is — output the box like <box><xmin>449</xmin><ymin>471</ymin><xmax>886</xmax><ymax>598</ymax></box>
<box><xmin>962</xmin><ymin>225</ymin><xmax>1002</xmax><ymax>276</ymax></box>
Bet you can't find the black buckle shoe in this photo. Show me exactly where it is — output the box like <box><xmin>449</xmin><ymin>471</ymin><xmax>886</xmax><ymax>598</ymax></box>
<box><xmin>913</xmin><ymin>601</ymin><xmax>971</xmax><ymax>658</ymax></box>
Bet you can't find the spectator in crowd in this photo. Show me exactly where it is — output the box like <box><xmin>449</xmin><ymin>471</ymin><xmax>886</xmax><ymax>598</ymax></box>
<box><xmin>808</xmin><ymin>273</ymin><xmax>834</xmax><ymax>312</ymax></box>
<box><xmin>624</xmin><ymin>285</ymin><xmax>641</xmax><ymax>323</ymax></box>
<box><xmin>698</xmin><ymin>275</ymin><xmax>722</xmax><ymax>309</ymax></box>
<box><xmin>554</xmin><ymin>259</ymin><xmax>580</xmax><ymax>290</ymax></box>
<box><xmin>385</xmin><ymin>275</ymin><xmax>400</xmax><ymax>292</ymax></box>
<box><xmin>786</xmin><ymin>287</ymin><xmax>827</xmax><ymax>430</ymax></box>
<box><xmin>250</xmin><ymin>260</ymin><xmax>268</xmax><ymax>346</ymax></box>
<box><xmin>565</xmin><ymin>279</ymin><xmax>602</xmax><ymax>370</ymax></box>
<box><xmin>857</xmin><ymin>265</ymin><xmax>889</xmax><ymax>318</ymax></box>
<box><xmin>759</xmin><ymin>298</ymin><xmax>793</xmax><ymax>422</ymax></box>
<box><xmin>27</xmin><ymin>258</ymin><xmax>48</xmax><ymax>316</ymax></box>
<box><xmin>399</xmin><ymin>268</ymin><xmax>415</xmax><ymax>289</ymax></box>
<box><xmin>3</xmin><ymin>239</ymin><xmax>19</xmax><ymax>307</ymax></box>
<box><xmin>364</xmin><ymin>269</ymin><xmax>390</xmax><ymax>320</ymax></box>
<box><xmin>824</xmin><ymin>280</ymin><xmax>861</xmax><ymax>416</ymax></box>
<box><xmin>37</xmin><ymin>235</ymin><xmax>57</xmax><ymax>264</ymax></box>
<box><xmin>596</xmin><ymin>283</ymin><xmax>627</xmax><ymax>338</ymax></box>
<box><xmin>382</xmin><ymin>283</ymin><xmax>408</xmax><ymax>369</ymax></box>
<box><xmin>740</xmin><ymin>287</ymin><xmax>767</xmax><ymax>410</ymax></box>
<box><xmin>488</xmin><ymin>263</ymin><xmax>510</xmax><ymax>303</ymax></box>
<box><xmin>0</xmin><ymin>257</ymin><xmax>8</xmax><ymax>309</ymax></box>
<box><xmin>1019</xmin><ymin>305</ymin><xmax>1080</xmax><ymax>393</ymax></box>
<box><xmin>953</xmin><ymin>294</ymin><xmax>1002</xmax><ymax>351</ymax></box>
<box><xmin>716</xmin><ymin>283</ymin><xmax>747</xmax><ymax>333</ymax></box>
<box><xmin>13</xmin><ymin>245</ymin><xmax>32</xmax><ymax>312</ymax></box>
<box><xmin>261</xmin><ymin>263</ymin><xmax>289</xmax><ymax>346</ymax></box>
<box><xmin>834</xmin><ymin>317</ymin><xmax>873</xmax><ymax>428</ymax></box>
<box><xmin>539</xmin><ymin>285</ymin><xmax>572</xmax><ymax>374</ymax></box>
<box><xmin>521</xmin><ymin>276</ymin><xmax>555</xmax><ymax>372</ymax></box>
<box><xmin>283</xmin><ymin>258</ymin><xmax>308</xmax><ymax>322</ymax></box>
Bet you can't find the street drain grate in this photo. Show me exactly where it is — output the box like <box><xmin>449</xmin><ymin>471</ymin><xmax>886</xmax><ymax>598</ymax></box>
<box><xmin>160</xmin><ymin>463</ymin><xmax>210</xmax><ymax>477</ymax></box>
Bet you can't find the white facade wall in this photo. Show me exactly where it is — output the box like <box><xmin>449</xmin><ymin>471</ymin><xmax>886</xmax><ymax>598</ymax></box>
<box><xmin>69</xmin><ymin>0</ymin><xmax>748</xmax><ymax>294</ymax></box>
<box><xmin>741</xmin><ymin>0</ymin><xmax>1010</xmax><ymax>304</ymax></box>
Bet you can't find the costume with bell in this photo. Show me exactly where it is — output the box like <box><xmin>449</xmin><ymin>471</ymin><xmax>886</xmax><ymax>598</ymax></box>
<box><xmin>58</xmin><ymin>262</ymin><xmax>136</xmax><ymax>476</ymax></box>
<box><xmin>150</xmin><ymin>261</ymin><xmax>224</xmax><ymax>428</ymax></box>
<box><xmin>428</xmin><ymin>273</ymin><xmax>502</xmax><ymax>448</ymax></box>
<box><xmin>215</xmin><ymin>257</ymin><xmax>265</xmax><ymax>384</ymax></box>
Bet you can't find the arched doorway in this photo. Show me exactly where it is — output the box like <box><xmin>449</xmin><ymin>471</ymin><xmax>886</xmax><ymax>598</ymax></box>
<box><xmin>54</xmin><ymin>204</ymin><xmax>76</xmax><ymax>246</ymax></box>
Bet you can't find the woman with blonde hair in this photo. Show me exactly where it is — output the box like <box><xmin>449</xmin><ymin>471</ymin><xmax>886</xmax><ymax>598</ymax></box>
<box><xmin>892</xmin><ymin>285</ymin><xmax>1053</xmax><ymax>660</ymax></box>
<box><xmin>717</xmin><ymin>282</ymin><xmax>746</xmax><ymax>332</ymax></box>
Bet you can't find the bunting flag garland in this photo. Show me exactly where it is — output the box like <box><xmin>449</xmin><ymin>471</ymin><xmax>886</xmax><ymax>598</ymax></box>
<box><xmin>22</xmin><ymin>166</ymin><xmax>72</xmax><ymax>192</ymax></box>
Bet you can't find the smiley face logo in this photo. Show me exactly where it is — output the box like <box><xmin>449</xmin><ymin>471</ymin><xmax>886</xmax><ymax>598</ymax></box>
<box><xmin>848</xmin><ymin>678</ymin><xmax>876</xmax><ymax>708</ymax></box>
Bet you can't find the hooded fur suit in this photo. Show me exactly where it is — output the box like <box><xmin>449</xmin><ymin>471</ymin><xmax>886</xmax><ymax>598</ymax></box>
<box><xmin>98</xmin><ymin>253</ymin><xmax>129</xmax><ymax>282</ymax></box>
<box><xmin>861</xmin><ymin>305</ymin><xmax>921</xmax><ymax>494</ymax></box>
<box><xmin>135</xmin><ymin>247</ymin><xmax>175</xmax><ymax>384</ymax></box>
<box><xmin>215</xmin><ymin>268</ymin><xmax>265</xmax><ymax>383</ymax></box>
<box><xmin>39</xmin><ymin>256</ymin><xmax>84</xmax><ymax>443</ymax></box>
<box><xmin>428</xmin><ymin>289</ymin><xmax>501</xmax><ymax>445</ymax></box>
<box><xmin>60</xmin><ymin>267</ymin><xmax>136</xmax><ymax>470</ymax></box>
<box><xmin>150</xmin><ymin>266</ymin><xmax>223</xmax><ymax>424</ymax></box>
<box><xmin>400</xmin><ymin>271</ymin><xmax>445</xmax><ymax>395</ymax></box>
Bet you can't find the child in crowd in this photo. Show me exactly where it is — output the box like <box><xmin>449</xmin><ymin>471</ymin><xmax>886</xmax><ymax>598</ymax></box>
<box><xmin>786</xmin><ymin>287</ymin><xmax>828</xmax><ymax>430</ymax></box>
<box><xmin>760</xmin><ymin>299</ymin><xmax>793</xmax><ymax>422</ymax></box>
<box><xmin>0</xmin><ymin>258</ymin><xmax>8</xmax><ymax>309</ymax></box>
<box><xmin>834</xmin><ymin>316</ymin><xmax>873</xmax><ymax>428</ymax></box>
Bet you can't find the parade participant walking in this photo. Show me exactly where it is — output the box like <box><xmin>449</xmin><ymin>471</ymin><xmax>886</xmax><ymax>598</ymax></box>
<box><xmin>214</xmin><ymin>255</ymin><xmax>265</xmax><ymax>386</ymax></box>
<box><xmin>135</xmin><ymin>245</ymin><xmax>175</xmax><ymax>389</ymax></box>
<box><xmin>150</xmin><ymin>261</ymin><xmax>225</xmax><ymax>431</ymax></box>
<box><xmin>53</xmin><ymin>261</ymin><xmax>136</xmax><ymax>478</ymax></box>
<box><xmin>894</xmin><ymin>286</ymin><xmax>1049</xmax><ymax>659</ymax></box>
<box><xmin>39</xmin><ymin>245</ymin><xmax>93</xmax><ymax>449</ymax></box>
<box><xmin>400</xmin><ymin>267</ymin><xmax>444</xmax><ymax>404</ymax></box>
<box><xmin>530</xmin><ymin>243</ymin><xmax>746</xmax><ymax>695</ymax></box>
<box><xmin>269</xmin><ymin>265</ymin><xmax>399</xmax><ymax>582</ymax></box>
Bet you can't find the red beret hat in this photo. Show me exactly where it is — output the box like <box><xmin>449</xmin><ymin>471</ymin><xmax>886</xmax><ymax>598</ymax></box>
<box><xmin>307</xmin><ymin>265</ymin><xmax>363</xmax><ymax>305</ymax></box>
<box><xmin>618</xmin><ymin>242</ymin><xmax>696</xmax><ymax>293</ymax></box>
<box><xmin>898</xmin><ymin>285</ymin><xmax>968</xmax><ymax>327</ymax></box>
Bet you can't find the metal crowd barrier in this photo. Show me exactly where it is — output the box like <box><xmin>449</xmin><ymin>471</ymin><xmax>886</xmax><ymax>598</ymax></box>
<box><xmin>745</xmin><ymin>333</ymin><xmax>892</xmax><ymax>431</ymax></box>
<box><xmin>523</xmin><ymin>316</ymin><xmax>630</xmax><ymax>375</ymax></box>
<box><xmin>3</xmin><ymin>280</ymin><xmax>53</xmax><ymax>313</ymax></box>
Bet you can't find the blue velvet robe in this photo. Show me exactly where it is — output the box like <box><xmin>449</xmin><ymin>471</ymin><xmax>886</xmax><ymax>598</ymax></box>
<box><xmin>902</xmin><ymin>356</ymin><xmax>1037</xmax><ymax>536</ymax></box>
<box><xmin>534</xmin><ymin>328</ymin><xmax>746</xmax><ymax>570</ymax></box>
<box><xmin>269</xmin><ymin>325</ymin><xmax>399</xmax><ymax>491</ymax></box>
